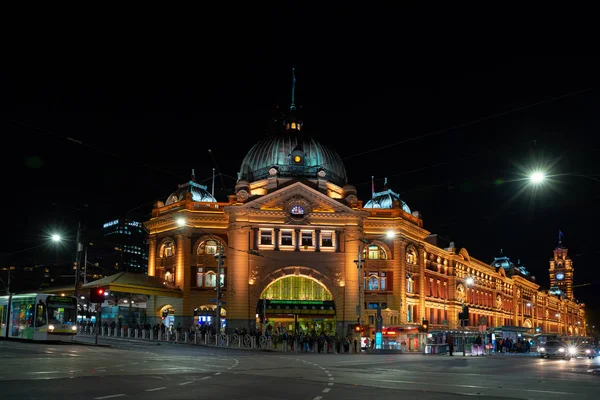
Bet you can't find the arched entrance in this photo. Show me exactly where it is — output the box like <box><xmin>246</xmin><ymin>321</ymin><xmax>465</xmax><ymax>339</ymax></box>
<box><xmin>523</xmin><ymin>318</ymin><xmax>532</xmax><ymax>328</ymax></box>
<box><xmin>258</xmin><ymin>274</ymin><xmax>336</xmax><ymax>335</ymax></box>
<box><xmin>194</xmin><ymin>305</ymin><xmax>227</xmax><ymax>330</ymax></box>
<box><xmin>158</xmin><ymin>304</ymin><xmax>175</xmax><ymax>328</ymax></box>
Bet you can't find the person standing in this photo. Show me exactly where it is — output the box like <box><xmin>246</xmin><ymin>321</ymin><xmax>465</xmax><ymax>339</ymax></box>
<box><xmin>447</xmin><ymin>333</ymin><xmax>454</xmax><ymax>356</ymax></box>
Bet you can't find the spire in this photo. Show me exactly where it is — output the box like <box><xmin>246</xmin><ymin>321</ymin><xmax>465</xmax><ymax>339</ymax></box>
<box><xmin>290</xmin><ymin>67</ymin><xmax>296</xmax><ymax>112</ymax></box>
<box><xmin>191</xmin><ymin>168</ymin><xmax>195</xmax><ymax>181</ymax></box>
<box><xmin>384</xmin><ymin>177</ymin><xmax>388</xmax><ymax>190</ymax></box>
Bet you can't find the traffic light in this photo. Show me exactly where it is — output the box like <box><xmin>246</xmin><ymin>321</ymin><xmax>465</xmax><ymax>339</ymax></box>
<box><xmin>421</xmin><ymin>319</ymin><xmax>429</xmax><ymax>332</ymax></box>
<box><xmin>90</xmin><ymin>288</ymin><xmax>105</xmax><ymax>303</ymax></box>
<box><xmin>354</xmin><ymin>324</ymin><xmax>361</xmax><ymax>333</ymax></box>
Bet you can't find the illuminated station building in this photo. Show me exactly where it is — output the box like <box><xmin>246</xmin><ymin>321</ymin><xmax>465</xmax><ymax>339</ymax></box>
<box><xmin>143</xmin><ymin>82</ymin><xmax>586</xmax><ymax>349</ymax></box>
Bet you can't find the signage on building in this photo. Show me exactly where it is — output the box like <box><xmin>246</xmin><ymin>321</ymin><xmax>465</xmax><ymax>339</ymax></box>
<box><xmin>103</xmin><ymin>220</ymin><xmax>119</xmax><ymax>228</ymax></box>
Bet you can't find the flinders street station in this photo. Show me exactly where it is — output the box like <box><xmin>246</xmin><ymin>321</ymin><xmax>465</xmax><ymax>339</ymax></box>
<box><xmin>129</xmin><ymin>84</ymin><xmax>587</xmax><ymax>349</ymax></box>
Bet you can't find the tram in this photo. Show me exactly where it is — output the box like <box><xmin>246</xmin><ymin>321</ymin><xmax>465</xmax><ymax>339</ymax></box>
<box><xmin>0</xmin><ymin>293</ymin><xmax>78</xmax><ymax>340</ymax></box>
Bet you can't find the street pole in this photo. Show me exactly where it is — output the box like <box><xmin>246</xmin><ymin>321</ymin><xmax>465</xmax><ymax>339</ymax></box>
<box><xmin>462</xmin><ymin>318</ymin><xmax>466</xmax><ymax>357</ymax></box>
<box><xmin>5</xmin><ymin>269</ymin><xmax>10</xmax><ymax>295</ymax></box>
<box><xmin>74</xmin><ymin>221</ymin><xmax>83</xmax><ymax>297</ymax></box>
<box><xmin>215</xmin><ymin>245</ymin><xmax>225</xmax><ymax>333</ymax></box>
<box><xmin>95</xmin><ymin>304</ymin><xmax>100</xmax><ymax>345</ymax></box>
<box><xmin>83</xmin><ymin>246</ymin><xmax>88</xmax><ymax>285</ymax></box>
<box><xmin>355</xmin><ymin>250</ymin><xmax>363</xmax><ymax>327</ymax></box>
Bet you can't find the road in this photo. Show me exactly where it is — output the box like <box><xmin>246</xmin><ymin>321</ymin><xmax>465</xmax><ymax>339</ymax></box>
<box><xmin>1</xmin><ymin>336</ymin><xmax>599</xmax><ymax>399</ymax></box>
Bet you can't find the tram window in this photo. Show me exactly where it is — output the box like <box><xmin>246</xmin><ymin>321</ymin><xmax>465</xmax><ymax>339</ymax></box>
<box><xmin>35</xmin><ymin>301</ymin><xmax>47</xmax><ymax>327</ymax></box>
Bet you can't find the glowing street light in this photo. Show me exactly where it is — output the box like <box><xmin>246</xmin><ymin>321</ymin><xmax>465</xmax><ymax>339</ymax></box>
<box><xmin>529</xmin><ymin>171</ymin><xmax>546</xmax><ymax>185</ymax></box>
<box><xmin>51</xmin><ymin>234</ymin><xmax>62</xmax><ymax>242</ymax></box>
<box><xmin>465</xmin><ymin>276</ymin><xmax>474</xmax><ymax>286</ymax></box>
<box><xmin>176</xmin><ymin>217</ymin><xmax>186</xmax><ymax>227</ymax></box>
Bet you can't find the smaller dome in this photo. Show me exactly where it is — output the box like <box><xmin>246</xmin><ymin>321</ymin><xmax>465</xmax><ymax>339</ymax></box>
<box><xmin>491</xmin><ymin>256</ymin><xmax>513</xmax><ymax>270</ymax></box>
<box><xmin>364</xmin><ymin>189</ymin><xmax>411</xmax><ymax>214</ymax></box>
<box><xmin>166</xmin><ymin>180</ymin><xmax>217</xmax><ymax>205</ymax></box>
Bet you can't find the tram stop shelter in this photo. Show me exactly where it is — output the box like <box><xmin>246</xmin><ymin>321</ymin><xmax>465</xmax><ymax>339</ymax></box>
<box><xmin>81</xmin><ymin>272</ymin><xmax>183</xmax><ymax>326</ymax></box>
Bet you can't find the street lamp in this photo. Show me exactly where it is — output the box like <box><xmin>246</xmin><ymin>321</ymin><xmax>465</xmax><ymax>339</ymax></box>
<box><xmin>529</xmin><ymin>171</ymin><xmax>546</xmax><ymax>185</ymax></box>
<box><xmin>51</xmin><ymin>234</ymin><xmax>62</xmax><ymax>242</ymax></box>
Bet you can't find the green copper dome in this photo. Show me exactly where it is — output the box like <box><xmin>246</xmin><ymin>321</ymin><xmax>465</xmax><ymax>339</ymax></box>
<box><xmin>238</xmin><ymin>130</ymin><xmax>347</xmax><ymax>187</ymax></box>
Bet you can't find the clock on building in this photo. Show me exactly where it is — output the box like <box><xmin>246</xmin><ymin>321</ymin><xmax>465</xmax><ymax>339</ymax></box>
<box><xmin>556</xmin><ymin>272</ymin><xmax>565</xmax><ymax>280</ymax></box>
<box><xmin>291</xmin><ymin>205</ymin><xmax>304</xmax><ymax>215</ymax></box>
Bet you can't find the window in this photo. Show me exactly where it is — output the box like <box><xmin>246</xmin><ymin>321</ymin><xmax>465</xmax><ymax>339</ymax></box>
<box><xmin>368</xmin><ymin>302</ymin><xmax>379</xmax><ymax>309</ymax></box>
<box><xmin>35</xmin><ymin>301</ymin><xmax>47</xmax><ymax>327</ymax></box>
<box><xmin>321</xmin><ymin>231</ymin><xmax>333</xmax><ymax>247</ymax></box>
<box><xmin>407</xmin><ymin>306</ymin><xmax>412</xmax><ymax>322</ymax></box>
<box><xmin>407</xmin><ymin>277</ymin><xmax>414</xmax><ymax>293</ymax></box>
<box><xmin>380</xmin><ymin>272</ymin><xmax>386</xmax><ymax>290</ymax></box>
<box><xmin>406</xmin><ymin>248</ymin><xmax>417</xmax><ymax>264</ymax></box>
<box><xmin>196</xmin><ymin>267</ymin><xmax>203</xmax><ymax>287</ymax></box>
<box><xmin>161</xmin><ymin>240</ymin><xmax>175</xmax><ymax>257</ymax></box>
<box><xmin>301</xmin><ymin>231</ymin><xmax>313</xmax><ymax>246</ymax></box>
<box><xmin>198</xmin><ymin>240</ymin><xmax>219</xmax><ymax>255</ymax></box>
<box><xmin>205</xmin><ymin>272</ymin><xmax>217</xmax><ymax>287</ymax></box>
<box><xmin>367</xmin><ymin>275</ymin><xmax>379</xmax><ymax>290</ymax></box>
<box><xmin>260</xmin><ymin>230</ymin><xmax>272</xmax><ymax>245</ymax></box>
<box><xmin>281</xmin><ymin>230</ymin><xmax>293</xmax><ymax>246</ymax></box>
<box><xmin>364</xmin><ymin>245</ymin><xmax>386</xmax><ymax>260</ymax></box>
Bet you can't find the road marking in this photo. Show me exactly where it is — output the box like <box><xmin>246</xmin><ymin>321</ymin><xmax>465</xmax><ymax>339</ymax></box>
<box><xmin>328</xmin><ymin>383</ymin><xmax>334</xmax><ymax>386</ymax></box>
<box><xmin>145</xmin><ymin>387</ymin><xmax>166</xmax><ymax>392</ymax></box>
<box><xmin>94</xmin><ymin>395</ymin><xmax>125</xmax><ymax>399</ymax></box>
<box><xmin>215</xmin><ymin>372</ymin><xmax>222</xmax><ymax>375</ymax></box>
<box><xmin>329</xmin><ymin>377</ymin><xmax>334</xmax><ymax>380</ymax></box>
<box><xmin>313</xmin><ymin>397</ymin><xmax>323</xmax><ymax>400</ymax></box>
<box><xmin>377</xmin><ymin>380</ymin><xmax>575</xmax><ymax>395</ymax></box>
<box><xmin>95</xmin><ymin>367</ymin><xmax>107</xmax><ymax>369</ymax></box>
<box><xmin>201</xmin><ymin>376</ymin><xmax>211</xmax><ymax>380</ymax></box>
<box><xmin>322</xmin><ymin>388</ymin><xmax>331</xmax><ymax>393</ymax></box>
<box><xmin>327</xmin><ymin>374</ymin><xmax>332</xmax><ymax>377</ymax></box>
<box><xmin>115</xmin><ymin>364</ymin><xmax>125</xmax><ymax>367</ymax></box>
<box><xmin>178</xmin><ymin>381</ymin><xmax>194</xmax><ymax>386</ymax></box>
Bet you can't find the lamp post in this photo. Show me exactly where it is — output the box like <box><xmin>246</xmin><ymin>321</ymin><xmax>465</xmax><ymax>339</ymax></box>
<box><xmin>462</xmin><ymin>276</ymin><xmax>474</xmax><ymax>356</ymax></box>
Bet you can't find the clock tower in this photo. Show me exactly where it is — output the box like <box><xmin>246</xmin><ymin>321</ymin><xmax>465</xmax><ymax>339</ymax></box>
<box><xmin>549</xmin><ymin>241</ymin><xmax>574</xmax><ymax>300</ymax></box>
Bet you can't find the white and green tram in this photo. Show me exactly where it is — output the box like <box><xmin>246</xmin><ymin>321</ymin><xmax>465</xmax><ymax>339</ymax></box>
<box><xmin>0</xmin><ymin>293</ymin><xmax>78</xmax><ymax>340</ymax></box>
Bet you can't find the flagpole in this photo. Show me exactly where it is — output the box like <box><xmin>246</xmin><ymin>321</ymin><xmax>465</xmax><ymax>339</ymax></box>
<box><xmin>371</xmin><ymin>176</ymin><xmax>375</xmax><ymax>200</ymax></box>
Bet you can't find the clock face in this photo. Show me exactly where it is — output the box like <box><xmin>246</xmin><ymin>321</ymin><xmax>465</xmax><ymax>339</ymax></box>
<box><xmin>556</xmin><ymin>273</ymin><xmax>565</xmax><ymax>281</ymax></box>
<box><xmin>291</xmin><ymin>205</ymin><xmax>304</xmax><ymax>215</ymax></box>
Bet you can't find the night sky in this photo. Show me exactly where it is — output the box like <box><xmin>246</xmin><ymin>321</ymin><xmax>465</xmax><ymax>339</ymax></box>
<box><xmin>1</xmin><ymin>11</ymin><xmax>599</xmax><ymax>324</ymax></box>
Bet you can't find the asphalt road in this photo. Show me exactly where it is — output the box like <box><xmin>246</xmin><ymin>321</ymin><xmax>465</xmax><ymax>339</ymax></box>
<box><xmin>1</xmin><ymin>336</ymin><xmax>599</xmax><ymax>400</ymax></box>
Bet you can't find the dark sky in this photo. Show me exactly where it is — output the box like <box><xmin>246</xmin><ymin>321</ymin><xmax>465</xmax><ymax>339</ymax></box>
<box><xmin>1</xmin><ymin>9</ymin><xmax>599</xmax><ymax>322</ymax></box>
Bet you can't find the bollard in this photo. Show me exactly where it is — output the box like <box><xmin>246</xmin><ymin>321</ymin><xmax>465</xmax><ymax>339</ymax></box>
<box><xmin>205</xmin><ymin>333</ymin><xmax>209</xmax><ymax>345</ymax></box>
<box><xmin>313</xmin><ymin>342</ymin><xmax>318</xmax><ymax>353</ymax></box>
<box><xmin>141</xmin><ymin>329</ymin><xmax>145</xmax><ymax>339</ymax></box>
<box><xmin>283</xmin><ymin>340</ymin><xmax>288</xmax><ymax>352</ymax></box>
<box><xmin>194</xmin><ymin>332</ymin><xmax>198</xmax><ymax>344</ymax></box>
<box><xmin>226</xmin><ymin>335</ymin><xmax>230</xmax><ymax>347</ymax></box>
<box><xmin>150</xmin><ymin>330</ymin><xmax>154</xmax><ymax>340</ymax></box>
<box><xmin>184</xmin><ymin>332</ymin><xmax>188</xmax><ymax>343</ymax></box>
<box><xmin>121</xmin><ymin>328</ymin><xmax>125</xmax><ymax>337</ymax></box>
<box><xmin>176</xmin><ymin>332</ymin><xmax>180</xmax><ymax>342</ymax></box>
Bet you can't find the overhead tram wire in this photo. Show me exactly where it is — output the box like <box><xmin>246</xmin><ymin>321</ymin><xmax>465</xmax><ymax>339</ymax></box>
<box><xmin>342</xmin><ymin>87</ymin><xmax>594</xmax><ymax>161</ymax></box>
<box><xmin>9</xmin><ymin>119</ymin><xmax>187</xmax><ymax>181</ymax></box>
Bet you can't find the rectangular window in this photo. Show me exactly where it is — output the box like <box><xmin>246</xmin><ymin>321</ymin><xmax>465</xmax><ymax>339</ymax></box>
<box><xmin>281</xmin><ymin>230</ymin><xmax>293</xmax><ymax>246</ymax></box>
<box><xmin>301</xmin><ymin>231</ymin><xmax>313</xmax><ymax>246</ymax></box>
<box><xmin>368</xmin><ymin>302</ymin><xmax>379</xmax><ymax>309</ymax></box>
<box><xmin>381</xmin><ymin>272</ymin><xmax>386</xmax><ymax>291</ymax></box>
<box><xmin>407</xmin><ymin>305</ymin><xmax>412</xmax><ymax>322</ymax></box>
<box><xmin>196</xmin><ymin>267</ymin><xmax>203</xmax><ymax>287</ymax></box>
<box><xmin>260</xmin><ymin>230</ymin><xmax>272</xmax><ymax>245</ymax></box>
<box><xmin>321</xmin><ymin>231</ymin><xmax>333</xmax><ymax>247</ymax></box>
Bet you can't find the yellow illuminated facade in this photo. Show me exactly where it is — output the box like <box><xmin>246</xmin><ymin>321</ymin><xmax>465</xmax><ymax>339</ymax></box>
<box><xmin>143</xmin><ymin>81</ymin><xmax>586</xmax><ymax>338</ymax></box>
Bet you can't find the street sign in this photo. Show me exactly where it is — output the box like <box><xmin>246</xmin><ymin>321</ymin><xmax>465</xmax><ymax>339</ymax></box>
<box><xmin>219</xmin><ymin>301</ymin><xmax>226</xmax><ymax>305</ymax></box>
<box><xmin>209</xmin><ymin>298</ymin><xmax>217</xmax><ymax>302</ymax></box>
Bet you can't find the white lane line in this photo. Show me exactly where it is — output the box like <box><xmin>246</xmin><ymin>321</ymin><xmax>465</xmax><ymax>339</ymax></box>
<box><xmin>94</xmin><ymin>367</ymin><xmax>106</xmax><ymax>369</ymax></box>
<box><xmin>145</xmin><ymin>387</ymin><xmax>166</xmax><ymax>392</ymax></box>
<box><xmin>325</xmin><ymin>371</ymin><xmax>329</xmax><ymax>374</ymax></box>
<box><xmin>313</xmin><ymin>397</ymin><xmax>323</xmax><ymax>400</ymax></box>
<box><xmin>215</xmin><ymin>372</ymin><xmax>222</xmax><ymax>375</ymax></box>
<box><xmin>201</xmin><ymin>376</ymin><xmax>211</xmax><ymax>380</ymax></box>
<box><xmin>94</xmin><ymin>395</ymin><xmax>125</xmax><ymax>399</ymax></box>
<box><xmin>329</xmin><ymin>377</ymin><xmax>334</xmax><ymax>380</ymax></box>
<box><xmin>328</xmin><ymin>383</ymin><xmax>334</xmax><ymax>386</ymax></box>
<box><xmin>327</xmin><ymin>374</ymin><xmax>332</xmax><ymax>377</ymax></box>
<box><xmin>178</xmin><ymin>381</ymin><xmax>194</xmax><ymax>386</ymax></box>
<box><xmin>322</xmin><ymin>388</ymin><xmax>331</xmax><ymax>393</ymax></box>
<box><xmin>377</xmin><ymin>380</ymin><xmax>575</xmax><ymax>395</ymax></box>
<box><xmin>115</xmin><ymin>364</ymin><xmax>125</xmax><ymax>367</ymax></box>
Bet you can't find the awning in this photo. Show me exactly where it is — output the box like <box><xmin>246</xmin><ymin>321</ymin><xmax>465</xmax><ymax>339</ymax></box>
<box><xmin>81</xmin><ymin>272</ymin><xmax>183</xmax><ymax>298</ymax></box>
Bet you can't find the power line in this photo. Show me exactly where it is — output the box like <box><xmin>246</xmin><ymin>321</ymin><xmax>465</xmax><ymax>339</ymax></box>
<box><xmin>8</xmin><ymin>119</ymin><xmax>187</xmax><ymax>181</ymax></box>
<box><xmin>342</xmin><ymin>87</ymin><xmax>594</xmax><ymax>161</ymax></box>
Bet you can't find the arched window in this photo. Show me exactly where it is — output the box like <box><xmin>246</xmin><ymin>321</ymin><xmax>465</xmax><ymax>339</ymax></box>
<box><xmin>368</xmin><ymin>275</ymin><xmax>379</xmax><ymax>290</ymax></box>
<box><xmin>198</xmin><ymin>239</ymin><xmax>219</xmax><ymax>255</ymax></box>
<box><xmin>205</xmin><ymin>271</ymin><xmax>217</xmax><ymax>287</ymax></box>
<box><xmin>407</xmin><ymin>277</ymin><xmax>414</xmax><ymax>293</ymax></box>
<box><xmin>160</xmin><ymin>240</ymin><xmax>175</xmax><ymax>258</ymax></box>
<box><xmin>363</xmin><ymin>245</ymin><xmax>387</xmax><ymax>260</ymax></box>
<box><xmin>406</xmin><ymin>247</ymin><xmax>417</xmax><ymax>264</ymax></box>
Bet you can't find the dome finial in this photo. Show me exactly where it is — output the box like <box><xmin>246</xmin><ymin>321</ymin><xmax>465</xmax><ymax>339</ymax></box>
<box><xmin>290</xmin><ymin>67</ymin><xmax>296</xmax><ymax>113</ymax></box>
<box><xmin>384</xmin><ymin>177</ymin><xmax>388</xmax><ymax>190</ymax></box>
<box><xmin>191</xmin><ymin>168</ymin><xmax>195</xmax><ymax>181</ymax></box>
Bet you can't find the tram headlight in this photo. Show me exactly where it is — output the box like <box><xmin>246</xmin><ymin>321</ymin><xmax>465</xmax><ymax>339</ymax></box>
<box><xmin>558</xmin><ymin>348</ymin><xmax>565</xmax><ymax>352</ymax></box>
<box><xmin>539</xmin><ymin>347</ymin><xmax>545</xmax><ymax>352</ymax></box>
<box><xmin>585</xmin><ymin>349</ymin><xmax>591</xmax><ymax>354</ymax></box>
<box><xmin>72</xmin><ymin>326</ymin><xmax>78</xmax><ymax>331</ymax></box>
<box><xmin>568</xmin><ymin>346</ymin><xmax>577</xmax><ymax>354</ymax></box>
<box><xmin>48</xmin><ymin>325</ymin><xmax>55</xmax><ymax>332</ymax></box>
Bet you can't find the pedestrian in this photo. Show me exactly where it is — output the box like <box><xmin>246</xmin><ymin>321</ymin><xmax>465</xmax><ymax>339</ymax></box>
<box><xmin>447</xmin><ymin>333</ymin><xmax>454</xmax><ymax>356</ymax></box>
